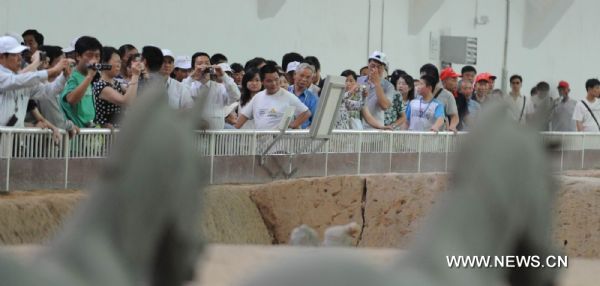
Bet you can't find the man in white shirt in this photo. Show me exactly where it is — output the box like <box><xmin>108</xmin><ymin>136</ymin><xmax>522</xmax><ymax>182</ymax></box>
<box><xmin>160</xmin><ymin>49</ymin><xmax>193</xmax><ymax>110</ymax></box>
<box><xmin>182</xmin><ymin>52</ymin><xmax>240</xmax><ymax>129</ymax></box>
<box><xmin>235</xmin><ymin>64</ymin><xmax>310</xmax><ymax>130</ymax></box>
<box><xmin>0</xmin><ymin>36</ymin><xmax>70</xmax><ymax>127</ymax></box>
<box><xmin>505</xmin><ymin>74</ymin><xmax>534</xmax><ymax>125</ymax></box>
<box><xmin>573</xmin><ymin>78</ymin><xmax>600</xmax><ymax>132</ymax></box>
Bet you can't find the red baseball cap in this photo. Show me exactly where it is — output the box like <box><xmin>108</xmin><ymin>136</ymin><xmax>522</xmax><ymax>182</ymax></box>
<box><xmin>475</xmin><ymin>73</ymin><xmax>492</xmax><ymax>83</ymax></box>
<box><xmin>440</xmin><ymin>67</ymin><xmax>460</xmax><ymax>81</ymax></box>
<box><xmin>558</xmin><ymin>81</ymin><xmax>570</xmax><ymax>89</ymax></box>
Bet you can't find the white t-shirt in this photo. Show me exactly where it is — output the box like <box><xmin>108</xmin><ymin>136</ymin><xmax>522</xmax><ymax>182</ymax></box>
<box><xmin>240</xmin><ymin>88</ymin><xmax>309</xmax><ymax>130</ymax></box>
<box><xmin>573</xmin><ymin>98</ymin><xmax>600</xmax><ymax>132</ymax></box>
<box><xmin>505</xmin><ymin>93</ymin><xmax>535</xmax><ymax>124</ymax></box>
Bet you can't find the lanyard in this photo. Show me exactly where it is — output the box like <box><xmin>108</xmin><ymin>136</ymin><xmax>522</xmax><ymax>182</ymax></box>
<box><xmin>419</xmin><ymin>98</ymin><xmax>433</xmax><ymax>118</ymax></box>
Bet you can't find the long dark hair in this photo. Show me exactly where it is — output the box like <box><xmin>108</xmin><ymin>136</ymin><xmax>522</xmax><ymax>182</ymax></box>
<box><xmin>240</xmin><ymin>68</ymin><xmax>262</xmax><ymax>107</ymax></box>
<box><xmin>399</xmin><ymin>74</ymin><xmax>415</xmax><ymax>101</ymax></box>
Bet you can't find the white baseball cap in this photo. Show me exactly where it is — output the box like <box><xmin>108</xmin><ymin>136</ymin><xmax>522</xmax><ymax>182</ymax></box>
<box><xmin>161</xmin><ymin>49</ymin><xmax>175</xmax><ymax>59</ymax></box>
<box><xmin>368</xmin><ymin>51</ymin><xmax>388</xmax><ymax>66</ymax></box>
<box><xmin>174</xmin><ymin>56</ymin><xmax>191</xmax><ymax>69</ymax></box>
<box><xmin>286</xmin><ymin>61</ymin><xmax>300</xmax><ymax>73</ymax></box>
<box><xmin>218</xmin><ymin>63</ymin><xmax>232</xmax><ymax>73</ymax></box>
<box><xmin>0</xmin><ymin>36</ymin><xmax>28</xmax><ymax>54</ymax></box>
<box><xmin>62</xmin><ymin>36</ymin><xmax>80</xmax><ymax>53</ymax></box>
<box><xmin>4</xmin><ymin>32</ymin><xmax>23</xmax><ymax>44</ymax></box>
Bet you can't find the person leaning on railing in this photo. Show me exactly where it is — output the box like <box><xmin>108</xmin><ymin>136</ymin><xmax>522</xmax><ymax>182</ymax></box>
<box><xmin>32</xmin><ymin>45</ymin><xmax>80</xmax><ymax>139</ymax></box>
<box><xmin>91</xmin><ymin>46</ymin><xmax>142</xmax><ymax>129</ymax></box>
<box><xmin>0</xmin><ymin>36</ymin><xmax>71</xmax><ymax>128</ymax></box>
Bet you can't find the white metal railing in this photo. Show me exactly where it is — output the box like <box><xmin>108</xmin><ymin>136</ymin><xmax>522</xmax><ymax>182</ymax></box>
<box><xmin>2</xmin><ymin>127</ymin><xmax>600</xmax><ymax>190</ymax></box>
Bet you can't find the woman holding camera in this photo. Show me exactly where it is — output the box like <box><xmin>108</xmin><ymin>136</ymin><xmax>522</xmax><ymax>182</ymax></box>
<box><xmin>92</xmin><ymin>46</ymin><xmax>142</xmax><ymax>128</ymax></box>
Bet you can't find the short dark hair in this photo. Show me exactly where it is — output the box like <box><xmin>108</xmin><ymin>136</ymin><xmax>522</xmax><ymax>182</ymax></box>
<box><xmin>420</xmin><ymin>63</ymin><xmax>439</xmax><ymax>86</ymax></box>
<box><xmin>530</xmin><ymin>87</ymin><xmax>538</xmax><ymax>96</ymax></box>
<box><xmin>210</xmin><ymin>53</ymin><xmax>228</xmax><ymax>65</ymax></box>
<box><xmin>586</xmin><ymin>78</ymin><xmax>600</xmax><ymax>91</ymax></box>
<box><xmin>303</xmin><ymin>56</ymin><xmax>321</xmax><ymax>71</ymax></box>
<box><xmin>509</xmin><ymin>74</ymin><xmax>523</xmax><ymax>83</ymax></box>
<box><xmin>259</xmin><ymin>64</ymin><xmax>279</xmax><ymax>81</ymax></box>
<box><xmin>101</xmin><ymin>46</ymin><xmax>119</xmax><ymax>64</ymax></box>
<box><xmin>265</xmin><ymin>60</ymin><xmax>278</xmax><ymax>67</ymax></box>
<box><xmin>244</xmin><ymin>57</ymin><xmax>267</xmax><ymax>71</ymax></box>
<box><xmin>536</xmin><ymin>81</ymin><xmax>550</xmax><ymax>92</ymax></box>
<box><xmin>420</xmin><ymin>75</ymin><xmax>437</xmax><ymax>89</ymax></box>
<box><xmin>142</xmin><ymin>46</ymin><xmax>164</xmax><ymax>72</ymax></box>
<box><xmin>461</xmin><ymin>65</ymin><xmax>477</xmax><ymax>75</ymax></box>
<box><xmin>340</xmin><ymin>69</ymin><xmax>357</xmax><ymax>80</ymax></box>
<box><xmin>38</xmin><ymin>45</ymin><xmax>63</xmax><ymax>65</ymax></box>
<box><xmin>118</xmin><ymin>44</ymin><xmax>136</xmax><ymax>58</ymax></box>
<box><xmin>281</xmin><ymin>52</ymin><xmax>303</xmax><ymax>72</ymax></box>
<box><xmin>75</xmin><ymin>36</ymin><xmax>102</xmax><ymax>56</ymax></box>
<box><xmin>359</xmin><ymin>66</ymin><xmax>369</xmax><ymax>73</ymax></box>
<box><xmin>22</xmin><ymin>29</ymin><xmax>44</xmax><ymax>46</ymax></box>
<box><xmin>230</xmin><ymin>63</ymin><xmax>244</xmax><ymax>73</ymax></box>
<box><xmin>191</xmin><ymin>52</ymin><xmax>210</xmax><ymax>68</ymax></box>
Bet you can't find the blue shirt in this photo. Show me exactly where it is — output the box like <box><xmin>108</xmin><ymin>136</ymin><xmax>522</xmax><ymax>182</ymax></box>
<box><xmin>288</xmin><ymin>86</ymin><xmax>319</xmax><ymax>129</ymax></box>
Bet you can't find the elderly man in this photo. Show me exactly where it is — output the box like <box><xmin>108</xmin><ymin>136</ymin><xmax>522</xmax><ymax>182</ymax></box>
<box><xmin>287</xmin><ymin>63</ymin><xmax>319</xmax><ymax>129</ymax></box>
<box><xmin>357</xmin><ymin>51</ymin><xmax>395</xmax><ymax>129</ymax></box>
<box><xmin>159</xmin><ymin>49</ymin><xmax>194</xmax><ymax>110</ymax></box>
<box><xmin>473</xmin><ymin>73</ymin><xmax>493</xmax><ymax>104</ymax></box>
<box><xmin>0</xmin><ymin>36</ymin><xmax>70</xmax><ymax>127</ymax></box>
<box><xmin>235</xmin><ymin>64</ymin><xmax>310</xmax><ymax>130</ymax></box>
<box><xmin>551</xmin><ymin>81</ymin><xmax>577</xmax><ymax>131</ymax></box>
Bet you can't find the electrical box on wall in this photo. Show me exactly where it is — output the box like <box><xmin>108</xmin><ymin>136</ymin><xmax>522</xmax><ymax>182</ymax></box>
<box><xmin>440</xmin><ymin>36</ymin><xmax>478</xmax><ymax>65</ymax></box>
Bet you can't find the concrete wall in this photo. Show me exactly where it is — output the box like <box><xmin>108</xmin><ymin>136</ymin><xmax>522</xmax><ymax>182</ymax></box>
<box><xmin>1</xmin><ymin>0</ymin><xmax>597</xmax><ymax>97</ymax></box>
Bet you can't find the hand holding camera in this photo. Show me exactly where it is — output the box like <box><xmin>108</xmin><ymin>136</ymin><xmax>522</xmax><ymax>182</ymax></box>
<box><xmin>47</xmin><ymin>58</ymin><xmax>71</xmax><ymax>80</ymax></box>
<box><xmin>130</xmin><ymin>61</ymin><xmax>143</xmax><ymax>77</ymax></box>
<box><xmin>87</xmin><ymin>63</ymin><xmax>112</xmax><ymax>71</ymax></box>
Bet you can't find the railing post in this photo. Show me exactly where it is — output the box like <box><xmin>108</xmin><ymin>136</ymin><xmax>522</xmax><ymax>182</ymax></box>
<box><xmin>209</xmin><ymin>132</ymin><xmax>215</xmax><ymax>184</ymax></box>
<box><xmin>388</xmin><ymin>132</ymin><xmax>393</xmax><ymax>173</ymax></box>
<box><xmin>251</xmin><ymin>131</ymin><xmax>257</xmax><ymax>179</ymax></box>
<box><xmin>581</xmin><ymin>134</ymin><xmax>586</xmax><ymax>169</ymax></box>
<box><xmin>4</xmin><ymin>131</ymin><xmax>13</xmax><ymax>192</ymax></box>
<box><xmin>417</xmin><ymin>133</ymin><xmax>423</xmax><ymax>173</ymax></box>
<box><xmin>560</xmin><ymin>134</ymin><xmax>564</xmax><ymax>172</ymax></box>
<box><xmin>64</xmin><ymin>131</ymin><xmax>70</xmax><ymax>189</ymax></box>
<box><xmin>357</xmin><ymin>132</ymin><xmax>362</xmax><ymax>175</ymax></box>
<box><xmin>324</xmin><ymin>139</ymin><xmax>329</xmax><ymax>177</ymax></box>
<box><xmin>444</xmin><ymin>132</ymin><xmax>450</xmax><ymax>172</ymax></box>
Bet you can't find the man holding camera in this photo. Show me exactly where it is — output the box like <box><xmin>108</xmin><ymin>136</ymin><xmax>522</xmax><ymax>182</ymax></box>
<box><xmin>0</xmin><ymin>36</ymin><xmax>70</xmax><ymax>127</ymax></box>
<box><xmin>60</xmin><ymin>36</ymin><xmax>103</xmax><ymax>128</ymax></box>
<box><xmin>182</xmin><ymin>52</ymin><xmax>240</xmax><ymax>129</ymax></box>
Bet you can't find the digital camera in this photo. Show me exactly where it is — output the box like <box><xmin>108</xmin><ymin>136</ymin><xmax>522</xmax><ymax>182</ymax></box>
<box><xmin>87</xmin><ymin>63</ymin><xmax>113</xmax><ymax>71</ymax></box>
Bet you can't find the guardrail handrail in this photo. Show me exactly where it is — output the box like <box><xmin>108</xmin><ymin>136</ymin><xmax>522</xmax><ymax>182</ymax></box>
<box><xmin>2</xmin><ymin>127</ymin><xmax>600</xmax><ymax>190</ymax></box>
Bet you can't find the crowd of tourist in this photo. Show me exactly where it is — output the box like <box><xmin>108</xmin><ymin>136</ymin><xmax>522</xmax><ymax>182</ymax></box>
<box><xmin>2</xmin><ymin>29</ymin><xmax>600</xmax><ymax>141</ymax></box>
